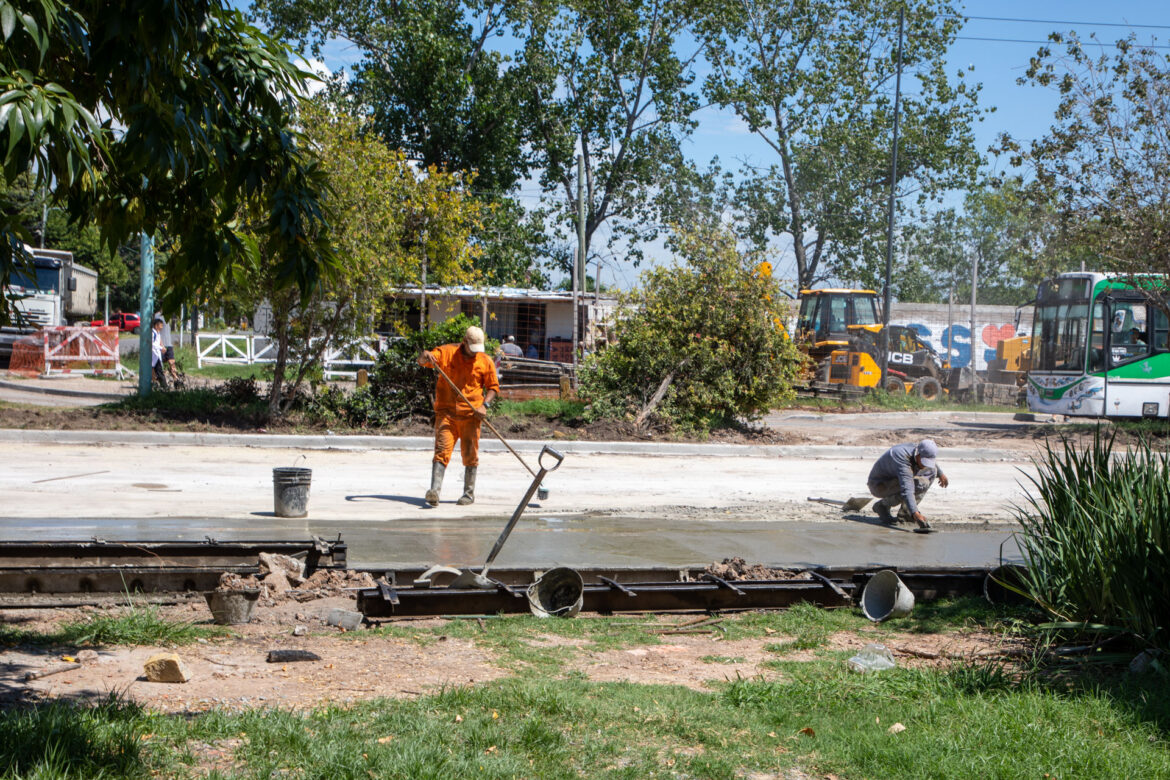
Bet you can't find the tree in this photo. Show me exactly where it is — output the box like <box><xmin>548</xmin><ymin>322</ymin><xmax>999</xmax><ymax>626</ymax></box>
<box><xmin>579</xmin><ymin>223</ymin><xmax>803</xmax><ymax>433</ymax></box>
<box><xmin>998</xmin><ymin>33</ymin><xmax>1170</xmax><ymax>275</ymax></box>
<box><xmin>897</xmin><ymin>179</ymin><xmax>1078</xmax><ymax>305</ymax></box>
<box><xmin>242</xmin><ymin>101</ymin><xmax>483</xmax><ymax>417</ymax></box>
<box><xmin>252</xmin><ymin>0</ymin><xmax>544</xmax><ymax>284</ymax></box>
<box><xmin>696</xmin><ymin>0</ymin><xmax>984</xmax><ymax>290</ymax></box>
<box><xmin>0</xmin><ymin>0</ymin><xmax>335</xmax><ymax>326</ymax></box>
<box><xmin>520</xmin><ymin>0</ymin><xmax>700</xmax><ymax>271</ymax></box>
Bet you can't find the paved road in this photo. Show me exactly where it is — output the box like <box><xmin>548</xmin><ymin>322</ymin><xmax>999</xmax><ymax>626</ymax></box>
<box><xmin>0</xmin><ymin>431</ymin><xmax>1030</xmax><ymax>569</ymax></box>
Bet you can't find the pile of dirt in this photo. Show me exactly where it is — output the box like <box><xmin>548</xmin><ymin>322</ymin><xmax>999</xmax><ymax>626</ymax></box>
<box><xmin>216</xmin><ymin>573</ymin><xmax>261</xmax><ymax>591</ymax></box>
<box><xmin>282</xmin><ymin>569</ymin><xmax>376</xmax><ymax>602</ymax></box>
<box><xmin>704</xmin><ymin>557</ymin><xmax>810</xmax><ymax>581</ymax></box>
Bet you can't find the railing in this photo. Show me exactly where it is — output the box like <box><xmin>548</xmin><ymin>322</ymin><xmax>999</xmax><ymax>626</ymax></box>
<box><xmin>196</xmin><ymin>333</ymin><xmax>383</xmax><ymax>379</ymax></box>
<box><xmin>41</xmin><ymin>325</ymin><xmax>129</xmax><ymax>378</ymax></box>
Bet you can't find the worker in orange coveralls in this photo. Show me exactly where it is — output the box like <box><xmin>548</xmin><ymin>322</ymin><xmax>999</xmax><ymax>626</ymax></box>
<box><xmin>417</xmin><ymin>326</ymin><xmax>500</xmax><ymax>506</ymax></box>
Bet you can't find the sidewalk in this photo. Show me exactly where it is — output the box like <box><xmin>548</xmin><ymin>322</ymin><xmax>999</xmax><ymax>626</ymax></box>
<box><xmin>0</xmin><ymin>370</ymin><xmax>135</xmax><ymax>400</ymax></box>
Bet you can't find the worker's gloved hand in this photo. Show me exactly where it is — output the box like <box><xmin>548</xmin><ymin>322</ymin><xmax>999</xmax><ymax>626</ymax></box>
<box><xmin>417</xmin><ymin>351</ymin><xmax>434</xmax><ymax>368</ymax></box>
<box><xmin>473</xmin><ymin>404</ymin><xmax>488</xmax><ymax>420</ymax></box>
<box><xmin>938</xmin><ymin>474</ymin><xmax>949</xmax><ymax>488</ymax></box>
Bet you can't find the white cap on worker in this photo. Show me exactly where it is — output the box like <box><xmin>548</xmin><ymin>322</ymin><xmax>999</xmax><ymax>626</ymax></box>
<box><xmin>916</xmin><ymin>439</ymin><xmax>939</xmax><ymax>470</ymax></box>
<box><xmin>464</xmin><ymin>326</ymin><xmax>485</xmax><ymax>353</ymax></box>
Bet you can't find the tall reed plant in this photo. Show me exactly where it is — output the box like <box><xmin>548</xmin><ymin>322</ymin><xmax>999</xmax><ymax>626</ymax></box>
<box><xmin>1014</xmin><ymin>432</ymin><xmax>1169</xmax><ymax>652</ymax></box>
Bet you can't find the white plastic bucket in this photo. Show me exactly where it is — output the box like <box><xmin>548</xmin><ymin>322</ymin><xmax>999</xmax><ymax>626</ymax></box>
<box><xmin>861</xmin><ymin>570</ymin><xmax>915</xmax><ymax>622</ymax></box>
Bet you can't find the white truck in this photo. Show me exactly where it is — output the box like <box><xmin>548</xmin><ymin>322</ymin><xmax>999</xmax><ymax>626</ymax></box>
<box><xmin>1</xmin><ymin>246</ymin><xmax>99</xmax><ymax>359</ymax></box>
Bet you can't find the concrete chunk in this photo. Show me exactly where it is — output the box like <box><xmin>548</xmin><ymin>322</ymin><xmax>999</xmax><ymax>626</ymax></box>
<box><xmin>326</xmin><ymin>608</ymin><xmax>363</xmax><ymax>631</ymax></box>
<box><xmin>143</xmin><ymin>652</ymin><xmax>191</xmax><ymax>683</ymax></box>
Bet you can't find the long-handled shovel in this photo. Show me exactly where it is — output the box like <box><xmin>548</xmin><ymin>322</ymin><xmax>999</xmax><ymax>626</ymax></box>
<box><xmin>807</xmin><ymin>496</ymin><xmax>874</xmax><ymax>511</ymax></box>
<box><xmin>425</xmin><ymin>355</ymin><xmax>539</xmax><ymax>479</ymax></box>
<box><xmin>450</xmin><ymin>446</ymin><xmax>565</xmax><ymax>589</ymax></box>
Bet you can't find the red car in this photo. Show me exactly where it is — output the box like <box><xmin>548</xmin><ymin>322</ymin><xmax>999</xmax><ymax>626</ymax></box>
<box><xmin>107</xmin><ymin>313</ymin><xmax>141</xmax><ymax>333</ymax></box>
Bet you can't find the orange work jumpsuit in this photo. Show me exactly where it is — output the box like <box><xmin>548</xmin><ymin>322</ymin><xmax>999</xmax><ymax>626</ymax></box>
<box><xmin>427</xmin><ymin>343</ymin><xmax>500</xmax><ymax>468</ymax></box>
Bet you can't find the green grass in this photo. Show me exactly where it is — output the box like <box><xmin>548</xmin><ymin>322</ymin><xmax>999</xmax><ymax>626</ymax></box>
<box><xmin>1</xmin><ymin>603</ymin><xmax>1168</xmax><ymax>778</ymax></box>
<box><xmin>792</xmin><ymin>391</ymin><xmax>1016</xmax><ymax>414</ymax></box>
<box><xmin>0</xmin><ymin>604</ymin><xmax>228</xmax><ymax>647</ymax></box>
<box><xmin>4</xmin><ymin>662</ymin><xmax>1167</xmax><ymax>779</ymax></box>
<box><xmin>494</xmin><ymin>398</ymin><xmax>586</xmax><ymax>422</ymax></box>
<box><xmin>119</xmin><ymin>341</ymin><xmax>267</xmax><ymax>380</ymax></box>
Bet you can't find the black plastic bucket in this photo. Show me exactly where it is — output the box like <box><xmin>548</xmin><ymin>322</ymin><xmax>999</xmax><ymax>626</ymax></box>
<box><xmin>273</xmin><ymin>467</ymin><xmax>312</xmax><ymax>518</ymax></box>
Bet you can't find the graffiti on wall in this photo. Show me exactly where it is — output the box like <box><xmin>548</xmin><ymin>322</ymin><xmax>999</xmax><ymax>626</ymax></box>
<box><xmin>903</xmin><ymin>322</ymin><xmax>1023</xmax><ymax>371</ymax></box>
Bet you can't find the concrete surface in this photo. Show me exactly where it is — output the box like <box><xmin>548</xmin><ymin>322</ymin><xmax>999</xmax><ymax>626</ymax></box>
<box><xmin>0</xmin><ymin>433</ymin><xmax>1032</xmax><ymax>569</ymax></box>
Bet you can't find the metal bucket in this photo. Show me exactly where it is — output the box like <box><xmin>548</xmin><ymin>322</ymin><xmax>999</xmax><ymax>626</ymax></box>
<box><xmin>204</xmin><ymin>588</ymin><xmax>260</xmax><ymax>625</ymax></box>
<box><xmin>861</xmin><ymin>570</ymin><xmax>915</xmax><ymax>622</ymax></box>
<box><xmin>527</xmin><ymin>567</ymin><xmax>584</xmax><ymax>618</ymax></box>
<box><xmin>273</xmin><ymin>467</ymin><xmax>312</xmax><ymax>518</ymax></box>
<box><xmin>984</xmin><ymin>564</ymin><xmax>1031</xmax><ymax>606</ymax></box>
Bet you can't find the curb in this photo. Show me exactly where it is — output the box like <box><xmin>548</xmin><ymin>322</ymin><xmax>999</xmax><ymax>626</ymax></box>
<box><xmin>0</xmin><ymin>378</ymin><xmax>129</xmax><ymax>401</ymax></box>
<box><xmin>0</xmin><ymin>427</ymin><xmax>1032</xmax><ymax>462</ymax></box>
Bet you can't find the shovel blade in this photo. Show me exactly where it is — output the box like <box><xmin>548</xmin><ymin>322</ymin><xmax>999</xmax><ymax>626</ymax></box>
<box><xmin>841</xmin><ymin>496</ymin><xmax>873</xmax><ymax>511</ymax></box>
<box><xmin>449</xmin><ymin>569</ymin><xmax>495</xmax><ymax>589</ymax></box>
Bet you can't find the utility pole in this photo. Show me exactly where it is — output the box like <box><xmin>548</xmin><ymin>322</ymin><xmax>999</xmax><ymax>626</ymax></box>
<box><xmin>879</xmin><ymin>9</ymin><xmax>905</xmax><ymax>387</ymax></box>
<box><xmin>137</xmin><ymin>232</ymin><xmax>155</xmax><ymax>396</ymax></box>
<box><xmin>103</xmin><ymin>286</ymin><xmax>109</xmax><ymax>326</ymax></box>
<box><xmin>572</xmin><ymin>153</ymin><xmax>584</xmax><ymax>381</ymax></box>
<box><xmin>970</xmin><ymin>250</ymin><xmax>979</xmax><ymax>395</ymax></box>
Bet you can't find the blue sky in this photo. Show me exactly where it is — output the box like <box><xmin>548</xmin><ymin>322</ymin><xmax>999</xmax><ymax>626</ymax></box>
<box><xmin>242</xmin><ymin>1</ymin><xmax>1170</xmax><ymax>288</ymax></box>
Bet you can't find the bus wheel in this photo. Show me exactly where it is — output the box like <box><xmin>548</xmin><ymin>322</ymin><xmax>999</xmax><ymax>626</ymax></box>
<box><xmin>883</xmin><ymin>376</ymin><xmax>905</xmax><ymax>394</ymax></box>
<box><xmin>913</xmin><ymin>376</ymin><xmax>943</xmax><ymax>401</ymax></box>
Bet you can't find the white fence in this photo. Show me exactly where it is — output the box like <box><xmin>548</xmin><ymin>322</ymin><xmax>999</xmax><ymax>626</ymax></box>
<box><xmin>196</xmin><ymin>334</ymin><xmax>383</xmax><ymax>379</ymax></box>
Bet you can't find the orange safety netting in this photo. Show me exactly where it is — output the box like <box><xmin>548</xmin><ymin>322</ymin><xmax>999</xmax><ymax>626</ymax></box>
<box><xmin>8</xmin><ymin>326</ymin><xmax>123</xmax><ymax>377</ymax></box>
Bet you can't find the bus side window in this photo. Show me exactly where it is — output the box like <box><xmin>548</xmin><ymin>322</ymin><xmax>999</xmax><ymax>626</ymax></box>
<box><xmin>1155</xmin><ymin>307</ymin><xmax>1169</xmax><ymax>351</ymax></box>
<box><xmin>1088</xmin><ymin>302</ymin><xmax>1107</xmax><ymax>373</ymax></box>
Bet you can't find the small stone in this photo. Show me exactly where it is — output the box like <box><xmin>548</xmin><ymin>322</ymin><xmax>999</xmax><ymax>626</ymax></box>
<box><xmin>887</xmin><ymin>723</ymin><xmax>906</xmax><ymax>735</ymax></box>
<box><xmin>75</xmin><ymin>649</ymin><xmax>99</xmax><ymax>664</ymax></box>
<box><xmin>293</xmin><ymin>625</ymin><xmax>308</xmax><ymax>637</ymax></box>
<box><xmin>326</xmin><ymin>608</ymin><xmax>363</xmax><ymax>631</ymax></box>
<box><xmin>143</xmin><ymin>653</ymin><xmax>191</xmax><ymax>683</ymax></box>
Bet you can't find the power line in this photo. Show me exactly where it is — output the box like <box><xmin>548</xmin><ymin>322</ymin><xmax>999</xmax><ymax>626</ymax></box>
<box><xmin>949</xmin><ymin>34</ymin><xmax>1170</xmax><ymax>50</ymax></box>
<box><xmin>960</xmin><ymin>15</ymin><xmax>1170</xmax><ymax>31</ymax></box>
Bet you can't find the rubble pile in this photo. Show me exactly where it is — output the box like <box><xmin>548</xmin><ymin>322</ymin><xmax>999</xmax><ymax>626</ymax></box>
<box><xmin>704</xmin><ymin>557</ymin><xmax>810</xmax><ymax>582</ymax></box>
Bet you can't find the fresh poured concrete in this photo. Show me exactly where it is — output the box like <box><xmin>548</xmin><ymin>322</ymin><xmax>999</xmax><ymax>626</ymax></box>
<box><xmin>0</xmin><ymin>432</ymin><xmax>1031</xmax><ymax>570</ymax></box>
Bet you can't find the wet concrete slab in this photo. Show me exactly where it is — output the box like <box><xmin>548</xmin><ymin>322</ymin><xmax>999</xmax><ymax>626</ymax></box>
<box><xmin>3</xmin><ymin>515</ymin><xmax>1021</xmax><ymax>570</ymax></box>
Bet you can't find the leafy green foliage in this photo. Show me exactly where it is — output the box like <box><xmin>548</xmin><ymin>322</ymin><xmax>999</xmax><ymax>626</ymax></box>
<box><xmin>580</xmin><ymin>224</ymin><xmax>803</xmax><ymax>432</ymax></box>
<box><xmin>1014</xmin><ymin>432</ymin><xmax>1170</xmax><ymax>652</ymax></box>
<box><xmin>695</xmin><ymin>0</ymin><xmax>984</xmax><ymax>289</ymax></box>
<box><xmin>241</xmin><ymin>100</ymin><xmax>484</xmax><ymax>417</ymax></box>
<box><xmin>0</xmin><ymin>0</ymin><xmax>336</xmax><ymax>325</ymax></box>
<box><xmin>999</xmin><ymin>33</ymin><xmax>1170</xmax><ymax>275</ymax></box>
<box><xmin>897</xmin><ymin>178</ymin><xmax>1092</xmax><ymax>305</ymax></box>
<box><xmin>522</xmin><ymin>0</ymin><xmax>700</xmax><ymax>269</ymax></box>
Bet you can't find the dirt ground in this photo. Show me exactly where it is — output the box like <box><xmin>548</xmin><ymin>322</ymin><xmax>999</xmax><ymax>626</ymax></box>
<box><xmin>1</xmin><ymin>587</ymin><xmax>1024</xmax><ymax>715</ymax></box>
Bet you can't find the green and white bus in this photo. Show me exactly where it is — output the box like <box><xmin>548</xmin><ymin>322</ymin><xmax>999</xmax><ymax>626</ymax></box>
<box><xmin>1027</xmin><ymin>272</ymin><xmax>1170</xmax><ymax>418</ymax></box>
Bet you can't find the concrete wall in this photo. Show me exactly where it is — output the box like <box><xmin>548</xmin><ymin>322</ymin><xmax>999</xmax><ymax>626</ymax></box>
<box><xmin>890</xmin><ymin>302</ymin><xmax>1032</xmax><ymax>372</ymax></box>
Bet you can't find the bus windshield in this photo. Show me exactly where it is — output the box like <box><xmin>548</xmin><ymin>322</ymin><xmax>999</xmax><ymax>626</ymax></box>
<box><xmin>1033</xmin><ymin>277</ymin><xmax>1091</xmax><ymax>372</ymax></box>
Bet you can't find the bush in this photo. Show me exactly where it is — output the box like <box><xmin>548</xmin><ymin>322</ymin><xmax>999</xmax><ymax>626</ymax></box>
<box><xmin>579</xmin><ymin>224</ymin><xmax>804</xmax><ymax>433</ymax></box>
<box><xmin>1014</xmin><ymin>432</ymin><xmax>1170</xmax><ymax>652</ymax></box>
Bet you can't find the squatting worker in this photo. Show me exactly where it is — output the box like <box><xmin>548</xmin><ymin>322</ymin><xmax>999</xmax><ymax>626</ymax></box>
<box><xmin>417</xmin><ymin>326</ymin><xmax>500</xmax><ymax>506</ymax></box>
<box><xmin>866</xmin><ymin>439</ymin><xmax>949</xmax><ymax>531</ymax></box>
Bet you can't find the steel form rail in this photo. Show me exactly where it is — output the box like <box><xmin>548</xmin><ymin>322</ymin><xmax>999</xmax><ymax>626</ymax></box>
<box><xmin>355</xmin><ymin>567</ymin><xmax>994</xmax><ymax>619</ymax></box>
<box><xmin>0</xmin><ymin>538</ymin><xmax>346</xmax><ymax>598</ymax></box>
